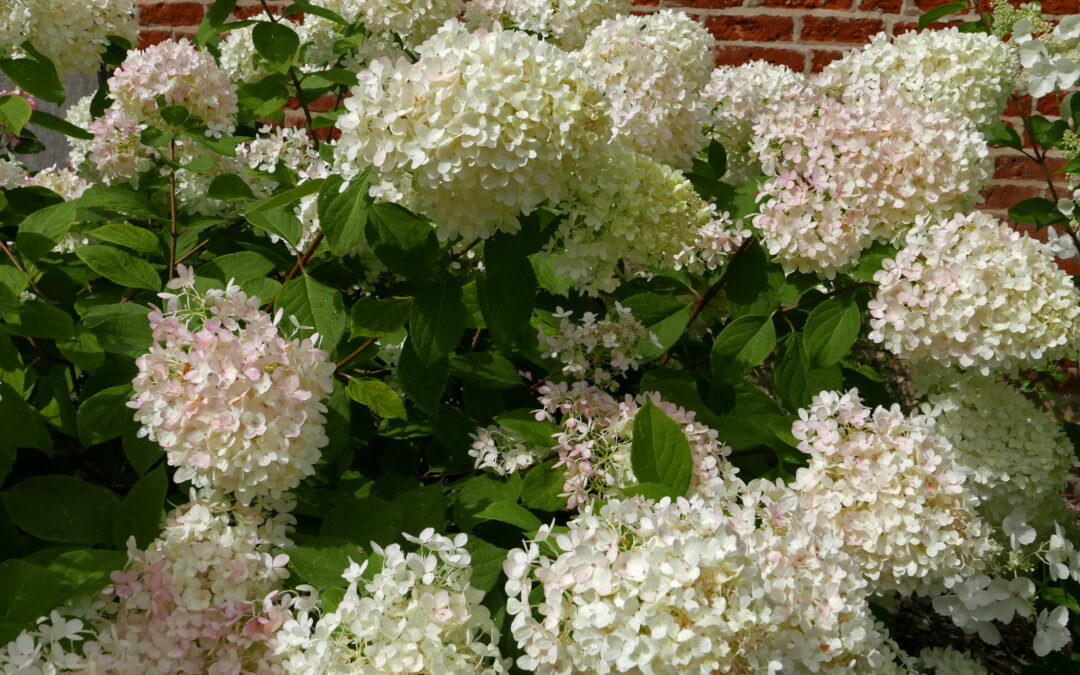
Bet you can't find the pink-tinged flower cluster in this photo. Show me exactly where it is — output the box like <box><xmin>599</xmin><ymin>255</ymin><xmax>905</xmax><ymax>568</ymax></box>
<box><xmin>86</xmin><ymin>106</ymin><xmax>150</xmax><ymax>183</ymax></box>
<box><xmin>466</xmin><ymin>0</ymin><xmax>633</xmax><ymax>50</ymax></box>
<box><xmin>752</xmin><ymin>85</ymin><xmax>991</xmax><ymax>277</ymax></box>
<box><xmin>129</xmin><ymin>267</ymin><xmax>335</xmax><ymax>503</ymax></box>
<box><xmin>0</xmin><ymin>496</ymin><xmax>295</xmax><ymax>673</ymax></box>
<box><xmin>537</xmin><ymin>303</ymin><xmax>658</xmax><ymax>389</ymax></box>
<box><xmin>108</xmin><ymin>38</ymin><xmax>238</xmax><ymax>135</ymax></box>
<box><xmin>536</xmin><ymin>381</ymin><xmax>736</xmax><ymax>509</ymax></box>
<box><xmin>702</xmin><ymin>61</ymin><xmax>810</xmax><ymax>185</ymax></box>
<box><xmin>868</xmin><ymin>211</ymin><xmax>1080</xmax><ymax>373</ymax></box>
<box><xmin>276</xmin><ymin>529</ymin><xmax>508</xmax><ymax>673</ymax></box>
<box><xmin>504</xmin><ymin>492</ymin><xmax>893</xmax><ymax>673</ymax></box>
<box><xmin>577</xmin><ymin>10</ymin><xmax>715</xmax><ymax>170</ymax></box>
<box><xmin>791</xmin><ymin>389</ymin><xmax>991</xmax><ymax>595</ymax></box>
<box><xmin>334</xmin><ymin>19</ymin><xmax>611</xmax><ymax>241</ymax></box>
<box><xmin>0</xmin><ymin>0</ymin><xmax>138</xmax><ymax>76</ymax></box>
<box><xmin>25</xmin><ymin>166</ymin><xmax>88</xmax><ymax>201</ymax></box>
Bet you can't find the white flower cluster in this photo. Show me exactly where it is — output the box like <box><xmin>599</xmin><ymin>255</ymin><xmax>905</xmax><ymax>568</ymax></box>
<box><xmin>504</xmin><ymin>492</ymin><xmax>892</xmax><ymax>673</ymax></box>
<box><xmin>912</xmin><ymin>647</ymin><xmax>988</xmax><ymax>674</ymax></box>
<box><xmin>353</xmin><ymin>0</ymin><xmax>465</xmax><ymax>49</ymax></box>
<box><xmin>819</xmin><ymin>28</ymin><xmax>1017</xmax><ymax>132</ymax></box>
<box><xmin>924</xmin><ymin>373</ymin><xmax>1076</xmax><ymax>528</ymax></box>
<box><xmin>334</xmin><ymin>20</ymin><xmax>611</xmax><ymax>241</ymax></box>
<box><xmin>868</xmin><ymin>211</ymin><xmax>1080</xmax><ymax>373</ymax></box>
<box><xmin>469</xmin><ymin>424</ymin><xmax>547</xmax><ymax>477</ymax></box>
<box><xmin>129</xmin><ymin>267</ymin><xmax>336</xmax><ymax>504</ymax></box>
<box><xmin>465</xmin><ymin>0</ymin><xmax>633</xmax><ymax>50</ymax></box>
<box><xmin>108</xmin><ymin>38</ymin><xmax>238</xmax><ymax>135</ymax></box>
<box><xmin>931</xmin><ymin>574</ymin><xmax>1036</xmax><ymax>645</ymax></box>
<box><xmin>702</xmin><ymin>61</ymin><xmax>809</xmax><ymax>185</ymax></box>
<box><xmin>753</xmin><ymin>85</ymin><xmax>991</xmax><ymax>277</ymax></box>
<box><xmin>0</xmin><ymin>0</ymin><xmax>138</xmax><ymax>76</ymax></box>
<box><xmin>577</xmin><ymin>10</ymin><xmax>715</xmax><ymax>170</ymax></box>
<box><xmin>0</xmin><ymin>495</ymin><xmax>295</xmax><ymax>673</ymax></box>
<box><xmin>1010</xmin><ymin>13</ymin><xmax>1080</xmax><ymax>98</ymax></box>
<box><xmin>792</xmin><ymin>389</ymin><xmax>991</xmax><ymax>595</ymax></box>
<box><xmin>26</xmin><ymin>166</ymin><xmax>88</xmax><ymax>201</ymax></box>
<box><xmin>537</xmin><ymin>303</ymin><xmax>657</xmax><ymax>389</ymax></box>
<box><xmin>536</xmin><ymin>381</ymin><xmax>736</xmax><ymax>508</ymax></box>
<box><xmin>547</xmin><ymin>150</ymin><xmax>749</xmax><ymax>295</ymax></box>
<box><xmin>277</xmin><ymin>529</ymin><xmax>507</xmax><ymax>673</ymax></box>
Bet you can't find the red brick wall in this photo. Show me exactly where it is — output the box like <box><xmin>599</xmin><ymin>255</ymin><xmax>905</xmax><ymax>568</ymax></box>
<box><xmin>136</xmin><ymin>0</ymin><xmax>1080</xmax><ymax>222</ymax></box>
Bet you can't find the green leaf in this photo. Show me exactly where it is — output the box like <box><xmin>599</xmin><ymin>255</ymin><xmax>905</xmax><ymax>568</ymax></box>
<box><xmin>76</xmin><ymin>245</ymin><xmax>161</xmax><ymax>291</ymax></box>
<box><xmin>5</xmin><ymin>300</ymin><xmax>74</xmax><ymax>340</ymax></box>
<box><xmin>773</xmin><ymin>336</ymin><xmax>842</xmax><ymax>412</ymax></box>
<box><xmin>710</xmin><ymin>315</ymin><xmax>777</xmax><ymax>382</ymax></box>
<box><xmin>347</xmin><ymin>378</ymin><xmax>407</xmax><ymax>419</ymax></box>
<box><xmin>1009</xmin><ymin>197</ymin><xmax>1069</xmax><ymax>227</ymax></box>
<box><xmin>620</xmin><ymin>293</ymin><xmax>692</xmax><ymax>361</ymax></box>
<box><xmin>246</xmin><ymin>206</ymin><xmax>304</xmax><ymax>249</ymax></box>
<box><xmin>848</xmin><ymin>241</ymin><xmax>896</xmax><ymax>284</ymax></box>
<box><xmin>74</xmin><ymin>185</ymin><xmax>163</xmax><ymax>220</ymax></box>
<box><xmin>27</xmin><ymin>109</ymin><xmax>93</xmax><ymax>140</ymax></box>
<box><xmin>82</xmin><ymin>303</ymin><xmax>152</xmax><ymax>353</ymax></box>
<box><xmin>208</xmin><ymin>173</ymin><xmax>255</xmax><ymax>200</ymax></box>
<box><xmin>803</xmin><ymin>297</ymin><xmax>861</xmax><ymax>369</ymax></box>
<box><xmin>16</xmin><ymin>201</ymin><xmax>76</xmax><ymax>261</ymax></box>
<box><xmin>453</xmin><ymin>474</ymin><xmax>522</xmax><ymax>530</ymax></box>
<box><xmin>349</xmin><ymin>296</ymin><xmax>410</xmax><ymax>339</ymax></box>
<box><xmin>478</xmin><ymin>230</ymin><xmax>538</xmax><ymax>349</ymax></box>
<box><xmin>629</xmin><ymin>399</ymin><xmax>693</xmax><ymax>498</ymax></box>
<box><xmin>253</xmin><ymin>21</ymin><xmax>300</xmax><ymax>72</ymax></box>
<box><xmin>365</xmin><ymin>203</ymin><xmax>441</xmax><ymax>280</ymax></box>
<box><xmin>3</xmin><ymin>476</ymin><xmax>119</xmax><ymax>544</ymax></box>
<box><xmin>463</xmin><ymin>538</ymin><xmax>508</xmax><ymax>593</ymax></box>
<box><xmin>197</xmin><ymin>0</ymin><xmax>239</xmax><ymax>46</ymax></box>
<box><xmin>724</xmin><ymin>241</ymin><xmax>805</xmax><ymax>316</ymax></box>
<box><xmin>113</xmin><ymin>466</ymin><xmax>168</xmax><ymax>549</ymax></box>
<box><xmin>0</xmin><ymin>382</ymin><xmax>52</xmax><ymax>453</ymax></box>
<box><xmin>77</xmin><ymin>384</ymin><xmax>133</xmax><ymax>447</ymax></box>
<box><xmin>918</xmin><ymin>0</ymin><xmax>967</xmax><ymax>29</ymax></box>
<box><xmin>0</xmin><ymin>560</ymin><xmax>66</xmax><ymax>636</ymax></box>
<box><xmin>409</xmin><ymin>277</ymin><xmax>466</xmax><ymax>365</ymax></box>
<box><xmin>475</xmin><ymin>501</ymin><xmax>543</xmax><ymax>532</ymax></box>
<box><xmin>1042</xmin><ymin>586</ymin><xmax>1080</xmax><ymax>613</ymax></box>
<box><xmin>318</xmin><ymin>173</ymin><xmax>372</xmax><ymax>256</ymax></box>
<box><xmin>122</xmin><ymin>416</ymin><xmax>163</xmax><ymax>475</ymax></box>
<box><xmin>276</xmin><ymin>275</ymin><xmax>347</xmax><ymax>351</ymax></box>
<box><xmin>639</xmin><ymin>368</ymin><xmax>725</xmax><ymax>429</ymax></box>
<box><xmin>521</xmin><ymin>461</ymin><xmax>568</xmax><ymax>511</ymax></box>
<box><xmin>197</xmin><ymin>251</ymin><xmax>275</xmax><ymax>285</ymax></box>
<box><xmin>0</xmin><ymin>94</ymin><xmax>32</xmax><ymax>135</ymax></box>
<box><xmin>395</xmin><ymin>338</ymin><xmax>447</xmax><ymax>416</ymax></box>
<box><xmin>158</xmin><ymin>104</ymin><xmax>190</xmax><ymax>127</ymax></box>
<box><xmin>493</xmin><ymin>409</ymin><xmax>559</xmax><ymax>448</ymax></box>
<box><xmin>89</xmin><ymin>223</ymin><xmax>159</xmax><ymax>254</ymax></box>
<box><xmin>1029</xmin><ymin>115</ymin><xmax>1070</xmax><ymax>149</ymax></box>
<box><xmin>986</xmin><ymin>121</ymin><xmax>1023</xmax><ymax>150</ymax></box>
<box><xmin>45</xmin><ymin>549</ymin><xmax>127</xmax><ymax>600</ymax></box>
<box><xmin>449</xmin><ymin>352</ymin><xmax>521</xmax><ymax>389</ymax></box>
<box><xmin>0</xmin><ymin>55</ymin><xmax>63</xmax><ymax>104</ymax></box>
<box><xmin>287</xmin><ymin>544</ymin><xmax>358</xmax><ymax>588</ymax></box>
<box><xmin>287</xmin><ymin>1</ymin><xmax>350</xmax><ymax>24</ymax></box>
<box><xmin>321</xmin><ymin>497</ymin><xmax>403</xmax><ymax>547</ymax></box>
<box><xmin>246</xmin><ymin>179</ymin><xmax>324</xmax><ymax>214</ymax></box>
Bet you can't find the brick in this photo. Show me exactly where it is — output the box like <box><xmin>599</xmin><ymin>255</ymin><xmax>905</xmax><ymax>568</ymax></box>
<box><xmin>137</xmin><ymin>29</ymin><xmax>172</xmax><ymax>49</ymax></box>
<box><xmin>1038</xmin><ymin>91</ymin><xmax>1068</xmax><ymax>115</ymax></box>
<box><xmin>705</xmin><ymin>16</ymin><xmax>795</xmax><ymax>42</ymax></box>
<box><xmin>980</xmin><ymin>184</ymin><xmax>1041</xmax><ymax>209</ymax></box>
<box><xmin>762</xmin><ymin>0</ymin><xmax>852</xmax><ymax>8</ymax></box>
<box><xmin>915</xmin><ymin>0</ymin><xmax>968</xmax><ymax>10</ymax></box>
<box><xmin>664</xmin><ymin>0</ymin><xmax>743</xmax><ymax>7</ymax></box>
<box><xmin>801</xmin><ymin>17</ymin><xmax>884</xmax><ymax>42</ymax></box>
<box><xmin>811</xmin><ymin>49</ymin><xmax>846</xmax><ymax>72</ymax></box>
<box><xmin>1004</xmin><ymin>95</ymin><xmax>1032</xmax><ymax>116</ymax></box>
<box><xmin>994</xmin><ymin>153</ymin><xmax>1067</xmax><ymax>181</ymax></box>
<box><xmin>715</xmin><ymin>45</ymin><xmax>805</xmax><ymax>70</ymax></box>
<box><xmin>858</xmin><ymin>0</ymin><xmax>903</xmax><ymax>11</ymax></box>
<box><xmin>1040</xmin><ymin>0</ymin><xmax>1080</xmax><ymax>14</ymax></box>
<box><xmin>140</xmin><ymin>2</ymin><xmax>203</xmax><ymax>26</ymax></box>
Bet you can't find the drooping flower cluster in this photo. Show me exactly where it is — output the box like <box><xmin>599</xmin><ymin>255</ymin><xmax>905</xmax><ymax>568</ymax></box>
<box><xmin>504</xmin><ymin>492</ymin><xmax>892</xmax><ymax>673</ymax></box>
<box><xmin>535</xmin><ymin>381</ymin><xmax>736</xmax><ymax>508</ymax></box>
<box><xmin>791</xmin><ymin>389</ymin><xmax>991</xmax><ymax>595</ymax></box>
<box><xmin>912</xmin><ymin>647</ymin><xmax>988</xmax><ymax>674</ymax></box>
<box><xmin>923</xmin><ymin>373</ymin><xmax>1076</xmax><ymax>528</ymax></box>
<box><xmin>577</xmin><ymin>10</ymin><xmax>715</xmax><ymax>170</ymax></box>
<box><xmin>0</xmin><ymin>496</ymin><xmax>295</xmax><ymax>673</ymax></box>
<box><xmin>546</xmin><ymin>150</ymin><xmax>749</xmax><ymax>294</ymax></box>
<box><xmin>536</xmin><ymin>303</ymin><xmax>657</xmax><ymax>389</ymax></box>
<box><xmin>465</xmin><ymin>0</ymin><xmax>633</xmax><ymax>50</ymax></box>
<box><xmin>753</xmin><ymin>85</ymin><xmax>991</xmax><ymax>276</ymax></box>
<box><xmin>277</xmin><ymin>529</ymin><xmax>507</xmax><ymax>673</ymax></box>
<box><xmin>335</xmin><ymin>20</ymin><xmax>611</xmax><ymax>240</ymax></box>
<box><xmin>0</xmin><ymin>0</ymin><xmax>138</xmax><ymax>76</ymax></box>
<box><xmin>702</xmin><ymin>61</ymin><xmax>809</xmax><ymax>184</ymax></box>
<box><xmin>868</xmin><ymin>211</ymin><xmax>1080</xmax><ymax>373</ymax></box>
<box><xmin>931</xmin><ymin>573</ymin><xmax>1037</xmax><ymax>646</ymax></box>
<box><xmin>819</xmin><ymin>28</ymin><xmax>1017</xmax><ymax>131</ymax></box>
<box><xmin>129</xmin><ymin>267</ymin><xmax>336</xmax><ymax>504</ymax></box>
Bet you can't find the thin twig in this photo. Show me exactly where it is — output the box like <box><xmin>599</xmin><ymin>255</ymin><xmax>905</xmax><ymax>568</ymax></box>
<box><xmin>175</xmin><ymin>239</ymin><xmax>210</xmax><ymax>266</ymax></box>
<box><xmin>284</xmin><ymin>231</ymin><xmax>324</xmax><ymax>282</ymax></box>
<box><xmin>686</xmin><ymin>239</ymin><xmax>752</xmax><ymax>328</ymax></box>
<box><xmin>336</xmin><ymin>337</ymin><xmax>377</xmax><ymax>369</ymax></box>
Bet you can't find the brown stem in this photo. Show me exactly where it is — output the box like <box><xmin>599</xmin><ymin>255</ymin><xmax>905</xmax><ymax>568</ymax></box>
<box><xmin>175</xmin><ymin>239</ymin><xmax>210</xmax><ymax>266</ymax></box>
<box><xmin>451</xmin><ymin>238</ymin><xmax>482</xmax><ymax>263</ymax></box>
<box><xmin>0</xmin><ymin>240</ymin><xmax>50</xmax><ymax>303</ymax></box>
<box><xmin>168</xmin><ymin>140</ymin><xmax>179</xmax><ymax>281</ymax></box>
<box><xmin>285</xmin><ymin>231</ymin><xmax>324</xmax><ymax>282</ymax></box>
<box><xmin>336</xmin><ymin>336</ymin><xmax>377</xmax><ymax>369</ymax></box>
<box><xmin>686</xmin><ymin>239</ymin><xmax>752</xmax><ymax>328</ymax></box>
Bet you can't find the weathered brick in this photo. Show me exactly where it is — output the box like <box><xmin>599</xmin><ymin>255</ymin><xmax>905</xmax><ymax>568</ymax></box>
<box><xmin>801</xmin><ymin>17</ymin><xmax>884</xmax><ymax>42</ymax></box>
<box><xmin>980</xmin><ymin>184</ymin><xmax>1042</xmax><ymax>210</ymax></box>
<box><xmin>811</xmin><ymin>49</ymin><xmax>846</xmax><ymax>72</ymax></box>
<box><xmin>140</xmin><ymin>2</ymin><xmax>203</xmax><ymax>26</ymax></box>
<box><xmin>715</xmin><ymin>45</ymin><xmax>805</xmax><ymax>70</ymax></box>
<box><xmin>137</xmin><ymin>29</ymin><xmax>172</xmax><ymax>49</ymax></box>
<box><xmin>994</xmin><ymin>152</ymin><xmax>1067</xmax><ymax>181</ymax></box>
<box><xmin>664</xmin><ymin>0</ymin><xmax>742</xmax><ymax>7</ymax></box>
<box><xmin>705</xmin><ymin>16</ymin><xmax>795</xmax><ymax>42</ymax></box>
<box><xmin>762</xmin><ymin>0</ymin><xmax>852</xmax><ymax>9</ymax></box>
<box><xmin>858</xmin><ymin>0</ymin><xmax>903</xmax><ymax>12</ymax></box>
